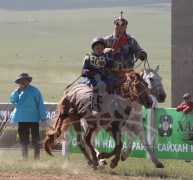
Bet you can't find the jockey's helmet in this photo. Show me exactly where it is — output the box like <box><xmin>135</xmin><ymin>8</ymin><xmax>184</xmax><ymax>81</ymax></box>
<box><xmin>183</xmin><ymin>93</ymin><xmax>191</xmax><ymax>100</ymax></box>
<box><xmin>91</xmin><ymin>37</ymin><xmax>105</xmax><ymax>49</ymax></box>
<box><xmin>114</xmin><ymin>11</ymin><xmax>128</xmax><ymax>26</ymax></box>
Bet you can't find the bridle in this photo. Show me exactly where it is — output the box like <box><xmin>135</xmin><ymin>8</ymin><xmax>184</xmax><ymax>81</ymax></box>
<box><xmin>121</xmin><ymin>72</ymin><xmax>151</xmax><ymax>103</ymax></box>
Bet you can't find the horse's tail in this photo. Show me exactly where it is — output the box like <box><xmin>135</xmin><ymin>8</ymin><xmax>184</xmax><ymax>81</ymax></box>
<box><xmin>41</xmin><ymin>96</ymin><xmax>67</xmax><ymax>156</ymax></box>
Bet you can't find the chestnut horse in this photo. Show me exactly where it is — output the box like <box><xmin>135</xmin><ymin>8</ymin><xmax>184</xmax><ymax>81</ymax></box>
<box><xmin>42</xmin><ymin>71</ymin><xmax>153</xmax><ymax>169</ymax></box>
<box><xmin>84</xmin><ymin>65</ymin><xmax>166</xmax><ymax>168</ymax></box>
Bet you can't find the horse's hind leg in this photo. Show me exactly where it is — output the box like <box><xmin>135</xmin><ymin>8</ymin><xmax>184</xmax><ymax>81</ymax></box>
<box><xmin>135</xmin><ymin>127</ymin><xmax>164</xmax><ymax>168</ymax></box>
<box><xmin>72</xmin><ymin>118</ymin><xmax>98</xmax><ymax>169</ymax></box>
<box><xmin>91</xmin><ymin>128</ymin><xmax>108</xmax><ymax>166</ymax></box>
<box><xmin>84</xmin><ymin>127</ymin><xmax>99</xmax><ymax>167</ymax></box>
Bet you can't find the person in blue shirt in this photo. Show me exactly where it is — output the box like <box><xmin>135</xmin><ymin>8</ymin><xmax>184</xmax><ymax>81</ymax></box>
<box><xmin>82</xmin><ymin>37</ymin><xmax>116</xmax><ymax>114</ymax></box>
<box><xmin>10</xmin><ymin>73</ymin><xmax>47</xmax><ymax>160</ymax></box>
<box><xmin>82</xmin><ymin>37</ymin><xmax>115</xmax><ymax>86</ymax></box>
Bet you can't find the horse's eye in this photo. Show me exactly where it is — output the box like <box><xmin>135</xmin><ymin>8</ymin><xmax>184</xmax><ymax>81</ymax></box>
<box><xmin>149</xmin><ymin>77</ymin><xmax>153</xmax><ymax>81</ymax></box>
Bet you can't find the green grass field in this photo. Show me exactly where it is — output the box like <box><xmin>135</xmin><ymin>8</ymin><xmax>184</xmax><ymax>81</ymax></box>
<box><xmin>1</xmin><ymin>4</ymin><xmax>193</xmax><ymax>179</ymax></box>
<box><xmin>0</xmin><ymin>150</ymin><xmax>193</xmax><ymax>179</ymax></box>
<box><xmin>0</xmin><ymin>4</ymin><xmax>171</xmax><ymax>107</ymax></box>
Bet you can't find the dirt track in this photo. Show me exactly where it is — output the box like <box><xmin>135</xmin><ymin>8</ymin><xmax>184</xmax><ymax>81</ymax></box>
<box><xmin>0</xmin><ymin>172</ymin><xmax>150</xmax><ymax>180</ymax></box>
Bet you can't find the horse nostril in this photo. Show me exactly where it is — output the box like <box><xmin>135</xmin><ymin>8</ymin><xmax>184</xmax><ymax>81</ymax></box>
<box><xmin>159</xmin><ymin>94</ymin><xmax>166</xmax><ymax>100</ymax></box>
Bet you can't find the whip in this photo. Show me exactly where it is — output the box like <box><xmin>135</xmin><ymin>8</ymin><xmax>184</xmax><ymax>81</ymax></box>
<box><xmin>51</xmin><ymin>74</ymin><xmax>83</xmax><ymax>99</ymax></box>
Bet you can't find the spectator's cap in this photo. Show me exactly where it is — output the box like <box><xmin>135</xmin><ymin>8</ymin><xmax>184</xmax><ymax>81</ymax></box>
<box><xmin>114</xmin><ymin>11</ymin><xmax>128</xmax><ymax>26</ymax></box>
<box><xmin>15</xmin><ymin>73</ymin><xmax>32</xmax><ymax>84</ymax></box>
<box><xmin>91</xmin><ymin>37</ymin><xmax>105</xmax><ymax>49</ymax></box>
<box><xmin>183</xmin><ymin>93</ymin><xmax>191</xmax><ymax>100</ymax></box>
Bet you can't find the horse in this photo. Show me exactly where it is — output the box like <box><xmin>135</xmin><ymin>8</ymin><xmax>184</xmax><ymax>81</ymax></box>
<box><xmin>42</xmin><ymin>71</ymin><xmax>153</xmax><ymax>169</ymax></box>
<box><xmin>83</xmin><ymin>65</ymin><xmax>166</xmax><ymax>168</ymax></box>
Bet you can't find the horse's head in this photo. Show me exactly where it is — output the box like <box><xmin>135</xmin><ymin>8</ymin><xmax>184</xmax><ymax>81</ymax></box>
<box><xmin>142</xmin><ymin>65</ymin><xmax>166</xmax><ymax>103</ymax></box>
<box><xmin>121</xmin><ymin>71</ymin><xmax>153</xmax><ymax>108</ymax></box>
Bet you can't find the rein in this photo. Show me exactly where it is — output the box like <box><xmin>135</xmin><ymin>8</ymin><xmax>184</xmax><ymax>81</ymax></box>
<box><xmin>122</xmin><ymin>72</ymin><xmax>150</xmax><ymax>102</ymax></box>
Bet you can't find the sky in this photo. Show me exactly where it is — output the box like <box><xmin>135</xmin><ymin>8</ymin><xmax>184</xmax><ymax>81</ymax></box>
<box><xmin>0</xmin><ymin>0</ymin><xmax>171</xmax><ymax>11</ymax></box>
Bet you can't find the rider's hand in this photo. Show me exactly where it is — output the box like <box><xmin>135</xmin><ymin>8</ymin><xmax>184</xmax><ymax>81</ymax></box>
<box><xmin>104</xmin><ymin>48</ymin><xmax>118</xmax><ymax>56</ymax></box>
<box><xmin>136</xmin><ymin>51</ymin><xmax>147</xmax><ymax>61</ymax></box>
<box><xmin>110</xmin><ymin>48</ymin><xmax>118</xmax><ymax>56</ymax></box>
<box><xmin>82</xmin><ymin>69</ymin><xmax>90</xmax><ymax>76</ymax></box>
<box><xmin>17</xmin><ymin>84</ymin><xmax>24</xmax><ymax>93</ymax></box>
<box><xmin>97</xmin><ymin>60</ymin><xmax>106</xmax><ymax>66</ymax></box>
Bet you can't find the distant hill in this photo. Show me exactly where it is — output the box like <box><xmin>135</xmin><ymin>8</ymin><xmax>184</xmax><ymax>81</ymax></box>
<box><xmin>0</xmin><ymin>0</ymin><xmax>171</xmax><ymax>11</ymax></box>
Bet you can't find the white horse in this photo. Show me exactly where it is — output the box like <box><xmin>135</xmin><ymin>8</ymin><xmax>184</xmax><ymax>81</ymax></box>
<box><xmin>83</xmin><ymin>65</ymin><xmax>166</xmax><ymax>168</ymax></box>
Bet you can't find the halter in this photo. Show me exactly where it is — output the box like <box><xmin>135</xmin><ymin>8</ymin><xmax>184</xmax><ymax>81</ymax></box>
<box><xmin>121</xmin><ymin>72</ymin><xmax>151</xmax><ymax>103</ymax></box>
<box><xmin>149</xmin><ymin>83</ymin><xmax>163</xmax><ymax>94</ymax></box>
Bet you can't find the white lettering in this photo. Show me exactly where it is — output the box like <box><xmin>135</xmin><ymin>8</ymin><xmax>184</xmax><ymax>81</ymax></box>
<box><xmin>95</xmin><ymin>139</ymin><xmax>100</xmax><ymax>147</ymax></box>
<box><xmin>103</xmin><ymin>140</ymin><xmax>108</xmax><ymax>148</ymax></box>
<box><xmin>108</xmin><ymin>141</ymin><xmax>115</xmax><ymax>148</ymax></box>
<box><xmin>46</xmin><ymin>111</ymin><xmax>56</xmax><ymax>120</ymax></box>
<box><xmin>158</xmin><ymin>143</ymin><xmax>189</xmax><ymax>152</ymax></box>
<box><xmin>122</xmin><ymin>142</ymin><xmax>127</xmax><ymax>149</ymax></box>
<box><xmin>182</xmin><ymin>144</ymin><xmax>188</xmax><ymax>152</ymax></box>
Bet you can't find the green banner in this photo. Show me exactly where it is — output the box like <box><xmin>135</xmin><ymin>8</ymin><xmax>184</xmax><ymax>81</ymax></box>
<box><xmin>68</xmin><ymin>108</ymin><xmax>148</xmax><ymax>158</ymax></box>
<box><xmin>154</xmin><ymin>108</ymin><xmax>193</xmax><ymax>160</ymax></box>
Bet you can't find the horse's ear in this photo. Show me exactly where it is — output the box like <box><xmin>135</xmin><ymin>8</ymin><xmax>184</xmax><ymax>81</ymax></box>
<box><xmin>155</xmin><ymin>65</ymin><xmax>159</xmax><ymax>73</ymax></box>
<box><xmin>144</xmin><ymin>67</ymin><xmax>150</xmax><ymax>74</ymax></box>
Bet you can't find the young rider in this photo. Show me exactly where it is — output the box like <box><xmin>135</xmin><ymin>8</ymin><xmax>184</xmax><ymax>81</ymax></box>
<box><xmin>82</xmin><ymin>37</ymin><xmax>115</xmax><ymax>114</ymax></box>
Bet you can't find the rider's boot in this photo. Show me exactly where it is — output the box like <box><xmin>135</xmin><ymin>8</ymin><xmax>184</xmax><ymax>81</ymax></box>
<box><xmin>91</xmin><ymin>93</ymin><xmax>102</xmax><ymax>116</ymax></box>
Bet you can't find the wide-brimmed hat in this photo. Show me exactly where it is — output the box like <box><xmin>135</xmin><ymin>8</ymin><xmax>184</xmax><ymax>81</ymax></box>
<box><xmin>183</xmin><ymin>93</ymin><xmax>191</xmax><ymax>99</ymax></box>
<box><xmin>15</xmin><ymin>73</ymin><xmax>32</xmax><ymax>84</ymax></box>
<box><xmin>114</xmin><ymin>11</ymin><xmax>128</xmax><ymax>26</ymax></box>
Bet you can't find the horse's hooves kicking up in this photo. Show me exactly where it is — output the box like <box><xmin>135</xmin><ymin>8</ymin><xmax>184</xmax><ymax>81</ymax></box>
<box><xmin>88</xmin><ymin>160</ymin><xmax>98</xmax><ymax>170</ymax></box>
<box><xmin>99</xmin><ymin>160</ymin><xmax>108</xmax><ymax>166</ymax></box>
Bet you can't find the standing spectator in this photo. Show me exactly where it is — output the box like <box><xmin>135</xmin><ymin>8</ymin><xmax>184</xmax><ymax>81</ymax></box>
<box><xmin>10</xmin><ymin>73</ymin><xmax>47</xmax><ymax>160</ymax></box>
<box><xmin>176</xmin><ymin>93</ymin><xmax>193</xmax><ymax>114</ymax></box>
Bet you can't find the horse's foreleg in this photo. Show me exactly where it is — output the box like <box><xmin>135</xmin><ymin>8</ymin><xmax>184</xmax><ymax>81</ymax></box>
<box><xmin>135</xmin><ymin>127</ymin><xmax>164</xmax><ymax>168</ymax></box>
<box><xmin>121</xmin><ymin>126</ymin><xmax>135</xmax><ymax>161</ymax></box>
<box><xmin>98</xmin><ymin>126</ymin><xmax>123</xmax><ymax>169</ymax></box>
<box><xmin>110</xmin><ymin>129</ymin><xmax>123</xmax><ymax>169</ymax></box>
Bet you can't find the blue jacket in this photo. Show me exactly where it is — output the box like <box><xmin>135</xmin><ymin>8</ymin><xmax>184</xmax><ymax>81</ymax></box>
<box><xmin>10</xmin><ymin>84</ymin><xmax>47</xmax><ymax>124</ymax></box>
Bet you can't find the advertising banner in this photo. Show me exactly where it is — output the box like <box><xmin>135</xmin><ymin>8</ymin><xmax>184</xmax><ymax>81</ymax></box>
<box><xmin>154</xmin><ymin>108</ymin><xmax>193</xmax><ymax>160</ymax></box>
<box><xmin>0</xmin><ymin>103</ymin><xmax>59</xmax><ymax>149</ymax></box>
<box><xmin>68</xmin><ymin>108</ymin><xmax>148</xmax><ymax>158</ymax></box>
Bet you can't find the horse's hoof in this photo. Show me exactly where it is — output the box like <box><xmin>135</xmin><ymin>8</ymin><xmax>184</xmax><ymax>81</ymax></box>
<box><xmin>155</xmin><ymin>162</ymin><xmax>164</xmax><ymax>168</ymax></box>
<box><xmin>90</xmin><ymin>165</ymin><xmax>98</xmax><ymax>170</ymax></box>
<box><xmin>121</xmin><ymin>154</ymin><xmax>126</xmax><ymax>161</ymax></box>
<box><xmin>88</xmin><ymin>160</ymin><xmax>99</xmax><ymax>167</ymax></box>
<box><xmin>98</xmin><ymin>153</ymin><xmax>105</xmax><ymax>160</ymax></box>
<box><xmin>110</xmin><ymin>161</ymin><xmax>117</xmax><ymax>169</ymax></box>
<box><xmin>99</xmin><ymin>160</ymin><xmax>108</xmax><ymax>166</ymax></box>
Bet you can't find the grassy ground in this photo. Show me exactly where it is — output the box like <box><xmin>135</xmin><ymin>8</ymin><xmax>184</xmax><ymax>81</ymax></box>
<box><xmin>0</xmin><ymin>150</ymin><xmax>193</xmax><ymax>180</ymax></box>
<box><xmin>0</xmin><ymin>4</ymin><xmax>171</xmax><ymax>107</ymax></box>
